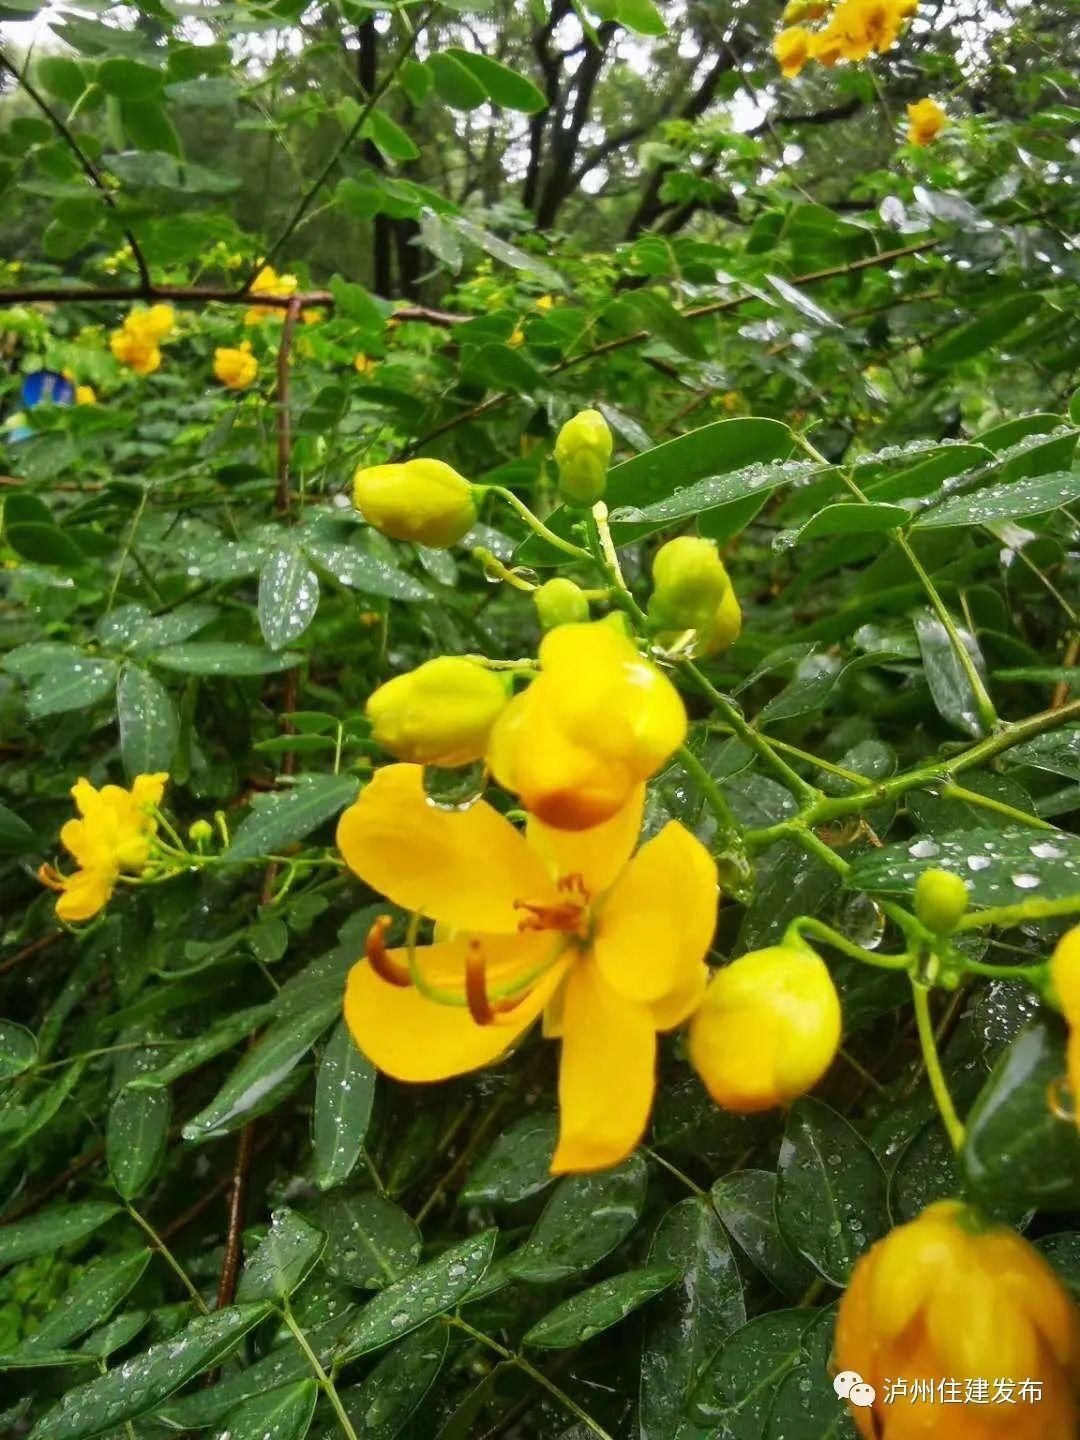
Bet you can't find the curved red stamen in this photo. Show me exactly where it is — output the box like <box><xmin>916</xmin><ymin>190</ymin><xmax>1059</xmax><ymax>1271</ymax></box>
<box><xmin>465</xmin><ymin>938</ymin><xmax>532</xmax><ymax>1027</ymax></box>
<box><xmin>365</xmin><ymin>914</ymin><xmax>411</xmax><ymax>987</ymax></box>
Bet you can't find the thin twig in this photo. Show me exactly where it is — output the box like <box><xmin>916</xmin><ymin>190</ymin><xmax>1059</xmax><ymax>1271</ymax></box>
<box><xmin>0</xmin><ymin>931</ymin><xmax>62</xmax><ymax>979</ymax></box>
<box><xmin>215</xmin><ymin>1121</ymin><xmax>257</xmax><ymax>1310</ymax></box>
<box><xmin>276</xmin><ymin>296</ymin><xmax>302</xmax><ymax>517</ymax></box>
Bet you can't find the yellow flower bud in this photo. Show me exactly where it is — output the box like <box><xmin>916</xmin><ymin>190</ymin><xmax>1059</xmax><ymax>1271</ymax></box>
<box><xmin>367</xmin><ymin>656</ymin><xmax>511</xmax><ymax>767</ymax></box>
<box><xmin>1051</xmin><ymin>925</ymin><xmax>1080</xmax><ymax>1018</ymax></box>
<box><xmin>352</xmin><ymin>459</ymin><xmax>478</xmax><ymax>549</ymax></box>
<box><xmin>533</xmin><ymin>577</ymin><xmax>590</xmax><ymax>631</ymax></box>
<box><xmin>74</xmin><ymin>385</ymin><xmax>96</xmax><ymax>406</ymax></box>
<box><xmin>687</xmin><ymin>945</ymin><xmax>840</xmax><ymax>1111</ymax></box>
<box><xmin>835</xmin><ymin>1200</ymin><xmax>1080</xmax><ymax>1439</ymax></box>
<box><xmin>907</xmin><ymin>96</ymin><xmax>947</xmax><ymax>146</ymax></box>
<box><xmin>914</xmin><ymin>867</ymin><xmax>969</xmax><ymax>934</ymax></box>
<box><xmin>553</xmin><ymin>409</ymin><xmax>613</xmax><ymax>506</ymax></box>
<box><xmin>188</xmin><ymin>819</ymin><xmax>213</xmax><ymax>845</ymax></box>
<box><xmin>213</xmin><ymin>341</ymin><xmax>258</xmax><ymax>391</ymax></box>
<box><xmin>649</xmin><ymin>536</ymin><xmax>741</xmax><ymax>657</ymax></box>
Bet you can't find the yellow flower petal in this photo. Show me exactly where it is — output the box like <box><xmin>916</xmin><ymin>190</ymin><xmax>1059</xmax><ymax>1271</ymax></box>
<box><xmin>343</xmin><ymin>932</ymin><xmax>565</xmax><ymax>1081</ymax></box>
<box><xmin>130</xmin><ymin>773</ymin><xmax>168</xmax><ymax>809</ymax></box>
<box><xmin>525</xmin><ymin>786</ymin><xmax>644</xmax><ymax>894</ymax></box>
<box><xmin>592</xmin><ymin>820</ymin><xmax>717</xmax><ymax>1004</ymax></box>
<box><xmin>336</xmin><ymin>763</ymin><xmax>556</xmax><ymax>933</ymax></box>
<box><xmin>552</xmin><ymin>958</ymin><xmax>656</xmax><ymax>1173</ymax></box>
<box><xmin>54</xmin><ymin>867</ymin><xmax>114</xmax><ymax>922</ymax></box>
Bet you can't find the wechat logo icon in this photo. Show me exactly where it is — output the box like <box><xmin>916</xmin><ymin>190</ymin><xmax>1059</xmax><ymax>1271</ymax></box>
<box><xmin>834</xmin><ymin>1371</ymin><xmax>877</xmax><ymax>1407</ymax></box>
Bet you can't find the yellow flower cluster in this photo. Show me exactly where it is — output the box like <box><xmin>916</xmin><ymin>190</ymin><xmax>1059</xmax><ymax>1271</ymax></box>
<box><xmin>213</xmin><ymin>340</ymin><xmax>258</xmax><ymax>391</ymax></box>
<box><xmin>835</xmin><ymin>1200</ymin><xmax>1080</xmax><ymax>1437</ymax></box>
<box><xmin>39</xmin><ymin>774</ymin><xmax>167</xmax><ymax>922</ymax></box>
<box><xmin>109</xmin><ymin>305</ymin><xmax>175</xmax><ymax>376</ymax></box>
<box><xmin>244</xmin><ymin>264</ymin><xmax>298</xmax><ymax>325</ymax></box>
<box><xmin>774</xmin><ymin>0</ymin><xmax>916</xmax><ymax>75</ymax></box>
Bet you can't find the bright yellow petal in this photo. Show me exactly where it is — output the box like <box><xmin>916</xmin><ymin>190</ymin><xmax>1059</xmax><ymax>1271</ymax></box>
<box><xmin>336</xmin><ymin>763</ymin><xmax>556</xmax><ymax>932</ymax></box>
<box><xmin>55</xmin><ymin>867</ymin><xmax>113</xmax><ymax>922</ymax></box>
<box><xmin>649</xmin><ymin>962</ymin><xmax>708</xmax><ymax>1031</ymax></box>
<box><xmin>551</xmin><ymin>958</ymin><xmax>656</xmax><ymax>1173</ymax></box>
<box><xmin>592</xmin><ymin>821</ymin><xmax>718</xmax><ymax>1004</ymax></box>
<box><xmin>343</xmin><ymin>932</ymin><xmax>566</xmax><ymax>1081</ymax></box>
<box><xmin>70</xmin><ymin>778</ymin><xmax>101</xmax><ymax>817</ymax></box>
<box><xmin>525</xmin><ymin>786</ymin><xmax>644</xmax><ymax>894</ymax></box>
<box><xmin>131</xmin><ymin>773</ymin><xmax>168</xmax><ymax>809</ymax></box>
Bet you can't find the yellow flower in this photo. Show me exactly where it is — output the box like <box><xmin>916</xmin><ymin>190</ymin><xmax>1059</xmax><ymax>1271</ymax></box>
<box><xmin>648</xmin><ymin>536</ymin><xmax>741</xmax><ymax>658</ymax></box>
<box><xmin>827</xmin><ymin>0</ymin><xmax>906</xmax><ymax>59</ymax></box>
<box><xmin>352</xmin><ymin>458</ymin><xmax>477</xmax><ymax>549</ymax></box>
<box><xmin>367</xmin><ymin>657</ymin><xmax>511</xmax><ymax>767</ymax></box>
<box><xmin>808</xmin><ymin>25</ymin><xmax>845</xmax><ymax>63</ymax></box>
<box><xmin>774</xmin><ymin>25</ymin><xmax>811</xmax><ymax>76</ymax></box>
<box><xmin>338</xmin><ymin>765</ymin><xmax>717</xmax><ymax>1172</ymax></box>
<box><xmin>75</xmin><ymin>385</ymin><xmax>96</xmax><ymax>406</ymax></box>
<box><xmin>508</xmin><ymin>324</ymin><xmax>526</xmax><ymax>348</ymax></box>
<box><xmin>782</xmin><ymin>0</ymin><xmax>829</xmax><ymax>18</ymax></box>
<box><xmin>213</xmin><ymin>341</ymin><xmax>258</xmax><ymax>391</ymax></box>
<box><xmin>109</xmin><ymin>329</ymin><xmax>161</xmax><ymax>376</ymax></box>
<box><xmin>301</xmin><ymin>308</ymin><xmax>323</xmax><ymax>325</ymax></box>
<box><xmin>687</xmin><ymin>945</ymin><xmax>840</xmax><ymax>1110</ymax></box>
<box><xmin>354</xmin><ymin>353</ymin><xmax>377</xmax><ymax>376</ymax></box>
<box><xmin>487</xmin><ymin>619</ymin><xmax>686</xmax><ymax>831</ymax></box>
<box><xmin>553</xmin><ymin>408</ymin><xmax>613</xmax><ymax>506</ymax></box>
<box><xmin>533</xmin><ymin>294</ymin><xmax>555</xmax><ymax>312</ymax></box>
<box><xmin>244</xmin><ymin>264</ymin><xmax>299</xmax><ymax>325</ymax></box>
<box><xmin>38</xmin><ymin>774</ymin><xmax>168</xmax><ymax>923</ymax></box>
<box><xmin>835</xmin><ymin>1200</ymin><xmax>1080</xmax><ymax>1438</ymax></box>
<box><xmin>907</xmin><ymin>96</ymin><xmax>947</xmax><ymax>145</ymax></box>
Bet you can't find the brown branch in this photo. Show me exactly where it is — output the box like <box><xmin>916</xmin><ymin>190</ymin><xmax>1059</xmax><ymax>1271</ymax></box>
<box><xmin>0</xmin><ymin>931</ymin><xmax>62</xmax><ymax>979</ymax></box>
<box><xmin>275</xmin><ymin>296</ymin><xmax>302</xmax><ymax>517</ymax></box>
<box><xmin>3</xmin><ymin>1142</ymin><xmax>103</xmax><ymax>1222</ymax></box>
<box><xmin>215</xmin><ymin>1121</ymin><xmax>257</xmax><ymax>1309</ymax></box>
<box><xmin>0</xmin><ymin>49</ymin><xmax>153</xmax><ymax>293</ymax></box>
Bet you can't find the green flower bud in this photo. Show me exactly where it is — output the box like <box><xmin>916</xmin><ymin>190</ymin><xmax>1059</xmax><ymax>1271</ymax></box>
<box><xmin>533</xmin><ymin>577</ymin><xmax>590</xmax><ymax>631</ymax></box>
<box><xmin>914</xmin><ymin>868</ymin><xmax>969</xmax><ymax>934</ymax></box>
<box><xmin>648</xmin><ymin>536</ymin><xmax>741</xmax><ymax>657</ymax></box>
<box><xmin>188</xmin><ymin>819</ymin><xmax>213</xmax><ymax>846</ymax></box>
<box><xmin>553</xmin><ymin>409</ymin><xmax>612</xmax><ymax>506</ymax></box>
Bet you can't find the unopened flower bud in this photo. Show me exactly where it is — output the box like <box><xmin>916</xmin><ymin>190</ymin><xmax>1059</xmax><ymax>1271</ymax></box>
<box><xmin>352</xmin><ymin>458</ymin><xmax>477</xmax><ymax>549</ymax></box>
<box><xmin>914</xmin><ymin>868</ymin><xmax>969</xmax><ymax>934</ymax></box>
<box><xmin>688</xmin><ymin>945</ymin><xmax>841</xmax><ymax>1111</ymax></box>
<box><xmin>553</xmin><ymin>409</ymin><xmax>612</xmax><ymax>506</ymax></box>
<box><xmin>649</xmin><ymin>536</ymin><xmax>741</xmax><ymax>657</ymax></box>
<box><xmin>188</xmin><ymin>819</ymin><xmax>213</xmax><ymax>846</ymax></box>
<box><xmin>533</xmin><ymin>577</ymin><xmax>590</xmax><ymax>631</ymax></box>
<box><xmin>367</xmin><ymin>656</ymin><xmax>510</xmax><ymax>767</ymax></box>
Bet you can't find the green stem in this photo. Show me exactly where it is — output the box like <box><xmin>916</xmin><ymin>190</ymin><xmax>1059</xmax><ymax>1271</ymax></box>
<box><xmin>790</xmin><ymin>915</ymin><xmax>911</xmax><ymax>971</ymax></box>
<box><xmin>487</xmin><ymin>486</ymin><xmax>591</xmax><ymax>561</ymax></box>
<box><xmin>911</xmin><ymin>983</ymin><xmax>966</xmax><ymax>1152</ymax></box>
<box><xmin>941</xmin><ymin>783</ymin><xmax>1056</xmax><ymax>832</ymax></box>
<box><xmin>449</xmin><ymin>1317</ymin><xmax>616</xmax><ymax>1440</ymax></box>
<box><xmin>960</xmin><ymin>958</ymin><xmax>1049</xmax><ymax>983</ymax></box>
<box><xmin>677</xmin><ymin>744</ymin><xmax>745</xmax><ymax>855</ymax></box>
<box><xmin>281</xmin><ymin>1301</ymin><xmax>360</xmax><ymax>1440</ymax></box>
<box><xmin>957</xmin><ymin>893</ymin><xmax>1080</xmax><ymax>932</ymax></box>
<box><xmin>124</xmin><ymin>1204</ymin><xmax>209</xmax><ymax>1314</ymax></box>
<box><xmin>640</xmin><ymin>1145</ymin><xmax>707</xmax><ymax>1198</ymax></box>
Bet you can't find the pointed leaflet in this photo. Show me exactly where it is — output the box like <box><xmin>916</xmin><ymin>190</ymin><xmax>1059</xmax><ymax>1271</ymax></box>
<box><xmin>0</xmin><ymin>1203</ymin><xmax>119</xmax><ymax>1270</ymax></box>
<box><xmin>308</xmin><ymin>1192</ymin><xmax>421</xmax><ymax>1289</ymax></box>
<box><xmin>236</xmin><ymin>1207</ymin><xmax>326</xmax><ymax>1302</ymax></box>
<box><xmin>258</xmin><ymin>546</ymin><xmax>320</xmax><ymax>651</ymax></box>
<box><xmin>216</xmin><ymin>1380</ymin><xmax>318</xmax><ymax>1440</ymax></box>
<box><xmin>115</xmin><ymin>663</ymin><xmax>178</xmax><ymax>777</ymax></box>
<box><xmin>312</xmin><ymin>1019</ymin><xmax>376</xmax><ymax>1191</ymax></box>
<box><xmin>12</xmin><ymin>1250</ymin><xmax>150</xmax><ymax>1355</ymax></box>
<box><xmin>524</xmin><ymin>1266</ymin><xmax>679</xmax><ymax>1349</ymax></box>
<box><xmin>509</xmin><ymin>1154</ymin><xmax>648</xmax><ymax>1283</ymax></box>
<box><xmin>106</xmin><ymin>1083</ymin><xmax>170</xmax><ymax>1198</ymax></box>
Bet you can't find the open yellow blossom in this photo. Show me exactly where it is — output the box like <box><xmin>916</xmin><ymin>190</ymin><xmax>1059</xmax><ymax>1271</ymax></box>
<box><xmin>75</xmin><ymin>385</ymin><xmax>96</xmax><ymax>406</ymax></box>
<box><xmin>808</xmin><ymin>26</ymin><xmax>845</xmax><ymax>63</ymax></box>
<box><xmin>828</xmin><ymin>0</ymin><xmax>906</xmax><ymax>59</ymax></box>
<box><xmin>213</xmin><ymin>340</ymin><xmax>258</xmax><ymax>391</ymax></box>
<box><xmin>487</xmin><ymin>619</ymin><xmax>687</xmax><ymax>831</ymax></box>
<box><xmin>835</xmin><ymin>1200</ymin><xmax>1080</xmax><ymax>1438</ymax></box>
<box><xmin>907</xmin><ymin>97</ymin><xmax>946</xmax><ymax>145</ymax></box>
<box><xmin>38</xmin><ymin>774</ymin><xmax>167</xmax><ymax>923</ymax></box>
<box><xmin>338</xmin><ymin>765</ymin><xmax>718</xmax><ymax>1172</ymax></box>
<box><xmin>244</xmin><ymin>264</ymin><xmax>299</xmax><ymax>324</ymax></box>
<box><xmin>109</xmin><ymin>305</ymin><xmax>174</xmax><ymax>376</ymax></box>
<box><xmin>774</xmin><ymin>25</ymin><xmax>811</xmax><ymax>76</ymax></box>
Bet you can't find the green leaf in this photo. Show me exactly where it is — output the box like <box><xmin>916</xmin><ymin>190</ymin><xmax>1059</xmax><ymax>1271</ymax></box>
<box><xmin>25</xmin><ymin>657</ymin><xmax>117</xmax><ymax>719</ymax></box>
<box><xmin>775</xmin><ymin>1099</ymin><xmax>890</xmax><ymax>1287</ymax></box>
<box><xmin>510</xmin><ymin>1154</ymin><xmax>648</xmax><ymax>1283</ymax></box>
<box><xmin>218</xmin><ymin>1381</ymin><xmax>318</xmax><ymax>1440</ymax></box>
<box><xmin>258</xmin><ymin>546</ymin><xmax>320</xmax><ymax>651</ymax></box>
<box><xmin>692</xmin><ymin>1309</ymin><xmax>814</xmax><ymax>1435</ymax></box>
<box><xmin>780</xmin><ymin>501</ymin><xmax>909</xmax><ymax>547</ymax></box>
<box><xmin>106</xmin><ymin>1084</ymin><xmax>170</xmax><ymax>1199</ymax></box>
<box><xmin>237</xmin><ymin>1207</ymin><xmax>326</xmax><ymax>1302</ymax></box>
<box><xmin>152</xmin><ymin>642</ymin><xmax>302</xmax><ymax>675</ymax></box>
<box><xmin>459</xmin><ymin>1112</ymin><xmax>558</xmax><ymax>1206</ymax></box>
<box><xmin>963</xmin><ymin>1018</ymin><xmax>1080</xmax><ymax>1210</ymax></box>
<box><xmin>914</xmin><ymin>612</ymin><xmax>990</xmax><ymax>738</ymax></box>
<box><xmin>29</xmin><ymin>1303</ymin><xmax>273</xmax><ymax>1440</ymax></box>
<box><xmin>0</xmin><ymin>800</ymin><xmax>37</xmax><ymax>853</ymax></box>
<box><xmin>11</xmin><ymin>1250</ymin><xmax>150</xmax><ymax>1356</ymax></box>
<box><xmin>35</xmin><ymin>56</ymin><xmax>86</xmax><ymax>104</ymax></box>
<box><xmin>616</xmin><ymin>0</ymin><xmax>666</xmax><ymax>32</ymax></box>
<box><xmin>922</xmin><ymin>294</ymin><xmax>1035</xmax><ymax>370</ymax></box>
<box><xmin>1006</xmin><ymin>727</ymin><xmax>1080</xmax><ymax>781</ymax></box>
<box><xmin>308</xmin><ymin>1192</ymin><xmax>421</xmax><ymax>1289</ymax></box>
<box><xmin>914</xmin><ymin>471</ymin><xmax>1080</xmax><ymax>529</ymax></box>
<box><xmin>336</xmin><ymin>1230</ymin><xmax>496</xmax><ymax>1362</ymax></box>
<box><xmin>428</xmin><ymin>52</ymin><xmax>488</xmax><ymax>110</ymax></box>
<box><xmin>120</xmin><ymin>99</ymin><xmax>182</xmax><ymax>156</ymax></box>
<box><xmin>340</xmin><ymin>1323</ymin><xmax>449</xmax><ymax>1437</ymax></box>
<box><xmin>312</xmin><ymin>1019</ymin><xmax>377</xmax><ymax>1191</ymax></box>
<box><xmin>0</xmin><ymin>1203</ymin><xmax>119</xmax><ymax>1271</ymax></box>
<box><xmin>225</xmin><ymin>774</ymin><xmax>360</xmax><ymax>861</ymax></box>
<box><xmin>445</xmin><ymin>49</ymin><xmax>546</xmax><ymax>113</ymax></box>
<box><xmin>363</xmin><ymin>108</ymin><xmax>421</xmax><ymax>162</ymax></box>
<box><xmin>164</xmin><ymin>75</ymin><xmax>241</xmax><ymax>106</ymax></box>
<box><xmin>182</xmin><ymin>996</ymin><xmax>340</xmax><ymax>1141</ymax></box>
<box><xmin>115</xmin><ymin>663</ymin><xmax>178</xmax><ymax>778</ymax></box>
<box><xmin>97</xmin><ymin>57</ymin><xmax>163</xmax><ymax>98</ymax></box>
<box><xmin>303</xmin><ymin>535</ymin><xmax>430</xmax><ymax>601</ymax></box>
<box><xmin>764</xmin><ymin>1306</ymin><xmax>856</xmax><ymax>1439</ymax></box>
<box><xmin>524</xmin><ymin>1265</ymin><xmax>678</xmax><ymax>1349</ymax></box>
<box><xmin>641</xmin><ymin>1197</ymin><xmax>746</xmax><ymax>1440</ymax></box>
<box><xmin>0</xmin><ymin>1020</ymin><xmax>37</xmax><ymax>1078</ymax></box>
<box><xmin>328</xmin><ymin>274</ymin><xmax>385</xmax><ymax>330</ymax></box>
<box><xmin>711</xmin><ymin>1171</ymin><xmax>817</xmax><ymax>1298</ymax></box>
<box><xmin>126</xmin><ymin>1002</ymin><xmax>275</xmax><ymax>1091</ymax></box>
<box><xmin>846</xmin><ymin>825</ymin><xmax>1080</xmax><ymax>906</ymax></box>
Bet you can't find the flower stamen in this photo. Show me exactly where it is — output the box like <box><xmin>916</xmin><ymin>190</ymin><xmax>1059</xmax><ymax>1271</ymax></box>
<box><xmin>365</xmin><ymin>914</ymin><xmax>411</xmax><ymax>987</ymax></box>
<box><xmin>465</xmin><ymin>938</ymin><xmax>531</xmax><ymax>1026</ymax></box>
<box><xmin>514</xmin><ymin>875</ymin><xmax>590</xmax><ymax>936</ymax></box>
